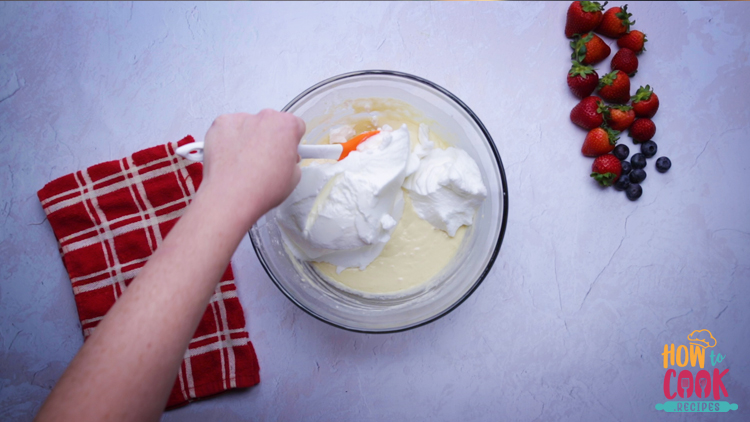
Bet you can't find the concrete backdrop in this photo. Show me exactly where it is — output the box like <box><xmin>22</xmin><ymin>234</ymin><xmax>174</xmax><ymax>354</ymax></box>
<box><xmin>1</xmin><ymin>1</ymin><xmax>749</xmax><ymax>421</ymax></box>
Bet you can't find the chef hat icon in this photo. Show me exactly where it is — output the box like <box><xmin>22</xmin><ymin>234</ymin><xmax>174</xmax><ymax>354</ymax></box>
<box><xmin>687</xmin><ymin>329</ymin><xmax>717</xmax><ymax>348</ymax></box>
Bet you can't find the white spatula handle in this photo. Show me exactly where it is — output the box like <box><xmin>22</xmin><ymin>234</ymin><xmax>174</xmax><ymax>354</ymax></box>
<box><xmin>175</xmin><ymin>142</ymin><xmax>343</xmax><ymax>162</ymax></box>
<box><xmin>297</xmin><ymin>144</ymin><xmax>343</xmax><ymax>160</ymax></box>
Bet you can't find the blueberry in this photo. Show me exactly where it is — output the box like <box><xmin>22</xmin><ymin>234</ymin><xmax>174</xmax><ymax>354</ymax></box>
<box><xmin>641</xmin><ymin>140</ymin><xmax>658</xmax><ymax>158</ymax></box>
<box><xmin>613</xmin><ymin>144</ymin><xmax>630</xmax><ymax>160</ymax></box>
<box><xmin>613</xmin><ymin>175</ymin><xmax>631</xmax><ymax>191</ymax></box>
<box><xmin>620</xmin><ymin>160</ymin><xmax>632</xmax><ymax>175</ymax></box>
<box><xmin>626</xmin><ymin>183</ymin><xmax>642</xmax><ymax>201</ymax></box>
<box><xmin>631</xmin><ymin>153</ymin><xmax>646</xmax><ymax>169</ymax></box>
<box><xmin>629</xmin><ymin>168</ymin><xmax>647</xmax><ymax>184</ymax></box>
<box><xmin>656</xmin><ymin>156</ymin><xmax>671</xmax><ymax>173</ymax></box>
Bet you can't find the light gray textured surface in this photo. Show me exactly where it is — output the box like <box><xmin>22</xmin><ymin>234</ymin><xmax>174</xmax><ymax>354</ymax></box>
<box><xmin>1</xmin><ymin>1</ymin><xmax>749</xmax><ymax>421</ymax></box>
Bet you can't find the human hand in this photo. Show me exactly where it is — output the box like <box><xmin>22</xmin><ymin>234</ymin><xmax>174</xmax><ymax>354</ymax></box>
<box><xmin>199</xmin><ymin>110</ymin><xmax>304</xmax><ymax>228</ymax></box>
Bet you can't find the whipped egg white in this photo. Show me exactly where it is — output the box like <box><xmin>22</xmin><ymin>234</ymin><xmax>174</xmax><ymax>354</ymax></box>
<box><xmin>403</xmin><ymin>124</ymin><xmax>487</xmax><ymax>237</ymax></box>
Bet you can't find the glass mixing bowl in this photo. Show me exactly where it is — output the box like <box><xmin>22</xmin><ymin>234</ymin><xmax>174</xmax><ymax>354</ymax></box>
<box><xmin>249</xmin><ymin>70</ymin><xmax>508</xmax><ymax>333</ymax></box>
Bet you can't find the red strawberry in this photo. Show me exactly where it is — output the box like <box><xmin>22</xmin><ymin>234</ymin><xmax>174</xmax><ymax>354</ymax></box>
<box><xmin>570</xmin><ymin>96</ymin><xmax>607</xmax><ymax>130</ymax></box>
<box><xmin>629</xmin><ymin>118</ymin><xmax>656</xmax><ymax>143</ymax></box>
<box><xmin>598</xmin><ymin>70</ymin><xmax>630</xmax><ymax>104</ymax></box>
<box><xmin>596</xmin><ymin>5</ymin><xmax>634</xmax><ymax>38</ymax></box>
<box><xmin>565</xmin><ymin>1</ymin><xmax>607</xmax><ymax>38</ymax></box>
<box><xmin>617</xmin><ymin>29</ymin><xmax>647</xmax><ymax>53</ymax></box>
<box><xmin>590</xmin><ymin>154</ymin><xmax>622</xmax><ymax>186</ymax></box>
<box><xmin>567</xmin><ymin>61</ymin><xmax>599</xmax><ymax>98</ymax></box>
<box><xmin>631</xmin><ymin>85</ymin><xmax>659</xmax><ymax>118</ymax></box>
<box><xmin>570</xmin><ymin>32</ymin><xmax>611</xmax><ymax>65</ymax></box>
<box><xmin>605</xmin><ymin>104</ymin><xmax>635</xmax><ymax>131</ymax></box>
<box><xmin>582</xmin><ymin>126</ymin><xmax>620</xmax><ymax>157</ymax></box>
<box><xmin>611</xmin><ymin>48</ymin><xmax>638</xmax><ymax>76</ymax></box>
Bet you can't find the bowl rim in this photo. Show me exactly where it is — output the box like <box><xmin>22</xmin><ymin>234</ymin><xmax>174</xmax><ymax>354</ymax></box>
<box><xmin>249</xmin><ymin>69</ymin><xmax>509</xmax><ymax>334</ymax></box>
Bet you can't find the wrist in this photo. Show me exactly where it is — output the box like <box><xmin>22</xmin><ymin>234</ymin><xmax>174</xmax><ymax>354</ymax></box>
<box><xmin>191</xmin><ymin>182</ymin><xmax>264</xmax><ymax>234</ymax></box>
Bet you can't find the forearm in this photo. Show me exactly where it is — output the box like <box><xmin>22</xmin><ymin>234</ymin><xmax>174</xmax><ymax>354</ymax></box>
<box><xmin>35</xmin><ymin>185</ymin><xmax>260</xmax><ymax>422</ymax></box>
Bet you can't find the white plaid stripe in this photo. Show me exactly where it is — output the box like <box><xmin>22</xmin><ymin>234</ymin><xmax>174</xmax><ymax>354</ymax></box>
<box><xmin>177</xmin><ymin>363</ymin><xmax>189</xmax><ymax>402</ymax></box>
<box><xmin>40</xmin><ymin>154</ymin><xmax>177</xmax><ymax>208</ymax></box>
<box><xmin>165</xmin><ymin>143</ymin><xmax>197</xmax><ymax>201</ymax></box>
<box><xmin>57</xmin><ymin>197</ymin><xmax>189</xmax><ymax>247</ymax></box>
<box><xmin>122</xmin><ymin>156</ymin><xmax>160</xmax><ymax>251</ymax></box>
<box><xmin>80</xmin><ymin>316</ymin><xmax>104</xmax><ymax>326</ymax></box>
<box><xmin>185</xmin><ymin>352</ymin><xmax>197</xmax><ymax>398</ymax></box>
<box><xmin>213</xmin><ymin>286</ymin><xmax>238</xmax><ymax>388</ymax></box>
<box><xmin>188</xmin><ymin>328</ymin><xmax>246</xmax><ymax>344</ymax></box>
<box><xmin>62</xmin><ymin>208</ymin><xmax>187</xmax><ymax>255</ymax></box>
<box><xmin>71</xmin><ymin>257</ymin><xmax>149</xmax><ymax>284</ymax></box>
<box><xmin>74</xmin><ymin>170</ymin><xmax>124</xmax><ymax>300</ymax></box>
<box><xmin>185</xmin><ymin>338</ymin><xmax>249</xmax><ymax>359</ymax></box>
<box><xmin>208</xmin><ymin>299</ymin><xmax>228</xmax><ymax>390</ymax></box>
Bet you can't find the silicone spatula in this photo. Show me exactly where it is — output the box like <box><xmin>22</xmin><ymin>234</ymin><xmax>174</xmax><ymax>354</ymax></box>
<box><xmin>175</xmin><ymin>130</ymin><xmax>380</xmax><ymax>163</ymax></box>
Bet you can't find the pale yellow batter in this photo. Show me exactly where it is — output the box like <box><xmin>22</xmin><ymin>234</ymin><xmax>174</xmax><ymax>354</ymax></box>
<box><xmin>301</xmin><ymin>98</ymin><xmax>468</xmax><ymax>295</ymax></box>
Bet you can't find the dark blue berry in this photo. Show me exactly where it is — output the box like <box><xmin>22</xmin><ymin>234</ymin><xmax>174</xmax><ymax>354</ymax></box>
<box><xmin>656</xmin><ymin>156</ymin><xmax>671</xmax><ymax>173</ymax></box>
<box><xmin>641</xmin><ymin>140</ymin><xmax>658</xmax><ymax>158</ymax></box>
<box><xmin>620</xmin><ymin>160</ymin><xmax>632</xmax><ymax>175</ymax></box>
<box><xmin>629</xmin><ymin>168</ymin><xmax>647</xmax><ymax>184</ymax></box>
<box><xmin>631</xmin><ymin>153</ymin><xmax>646</xmax><ymax>169</ymax></box>
<box><xmin>613</xmin><ymin>144</ymin><xmax>630</xmax><ymax>160</ymax></box>
<box><xmin>626</xmin><ymin>183</ymin><xmax>642</xmax><ymax>201</ymax></box>
<box><xmin>614</xmin><ymin>175</ymin><xmax>631</xmax><ymax>191</ymax></box>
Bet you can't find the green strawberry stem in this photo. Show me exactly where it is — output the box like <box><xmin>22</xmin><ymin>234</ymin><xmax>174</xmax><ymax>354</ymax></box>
<box><xmin>581</xmin><ymin>1</ymin><xmax>607</xmax><ymax>13</ymax></box>
<box><xmin>570</xmin><ymin>33</ymin><xmax>594</xmax><ymax>62</ymax></box>
<box><xmin>616</xmin><ymin>5</ymin><xmax>635</xmax><ymax>31</ymax></box>
<box><xmin>595</xmin><ymin>99</ymin><xmax>607</xmax><ymax>112</ymax></box>
<box><xmin>631</xmin><ymin>85</ymin><xmax>653</xmax><ymax>103</ymax></box>
<box><xmin>601</xmin><ymin>123</ymin><xmax>620</xmax><ymax>145</ymax></box>
<box><xmin>603</xmin><ymin>125</ymin><xmax>620</xmax><ymax>144</ymax></box>
<box><xmin>569</xmin><ymin>61</ymin><xmax>596</xmax><ymax>78</ymax></box>
<box><xmin>598</xmin><ymin>70</ymin><xmax>619</xmax><ymax>88</ymax></box>
<box><xmin>591</xmin><ymin>172</ymin><xmax>617</xmax><ymax>187</ymax></box>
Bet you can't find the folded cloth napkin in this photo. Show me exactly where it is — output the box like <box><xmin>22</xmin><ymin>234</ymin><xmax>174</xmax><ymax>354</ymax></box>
<box><xmin>37</xmin><ymin>136</ymin><xmax>260</xmax><ymax>408</ymax></box>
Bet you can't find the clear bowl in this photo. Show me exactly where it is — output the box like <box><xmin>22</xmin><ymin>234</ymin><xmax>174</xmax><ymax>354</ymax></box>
<box><xmin>249</xmin><ymin>70</ymin><xmax>508</xmax><ymax>333</ymax></box>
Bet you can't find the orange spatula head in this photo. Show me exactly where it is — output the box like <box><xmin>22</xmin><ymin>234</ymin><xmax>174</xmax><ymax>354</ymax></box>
<box><xmin>339</xmin><ymin>130</ymin><xmax>380</xmax><ymax>160</ymax></box>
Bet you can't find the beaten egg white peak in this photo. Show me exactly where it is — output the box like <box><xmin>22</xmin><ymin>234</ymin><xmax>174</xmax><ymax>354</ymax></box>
<box><xmin>403</xmin><ymin>124</ymin><xmax>487</xmax><ymax>237</ymax></box>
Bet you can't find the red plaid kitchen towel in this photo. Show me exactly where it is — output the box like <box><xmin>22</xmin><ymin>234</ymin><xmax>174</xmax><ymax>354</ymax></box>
<box><xmin>37</xmin><ymin>136</ymin><xmax>260</xmax><ymax>408</ymax></box>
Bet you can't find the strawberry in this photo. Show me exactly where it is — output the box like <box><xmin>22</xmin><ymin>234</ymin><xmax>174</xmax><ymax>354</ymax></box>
<box><xmin>631</xmin><ymin>85</ymin><xmax>660</xmax><ymax>118</ymax></box>
<box><xmin>570</xmin><ymin>96</ymin><xmax>607</xmax><ymax>130</ymax></box>
<box><xmin>596</xmin><ymin>5</ymin><xmax>634</xmax><ymax>39</ymax></box>
<box><xmin>582</xmin><ymin>126</ymin><xmax>620</xmax><ymax>157</ymax></box>
<box><xmin>570</xmin><ymin>32</ymin><xmax>611</xmax><ymax>65</ymax></box>
<box><xmin>565</xmin><ymin>1</ymin><xmax>607</xmax><ymax>38</ymax></box>
<box><xmin>629</xmin><ymin>118</ymin><xmax>656</xmax><ymax>143</ymax></box>
<box><xmin>611</xmin><ymin>48</ymin><xmax>638</xmax><ymax>76</ymax></box>
<box><xmin>617</xmin><ymin>29</ymin><xmax>647</xmax><ymax>53</ymax></box>
<box><xmin>604</xmin><ymin>104</ymin><xmax>635</xmax><ymax>131</ymax></box>
<box><xmin>590</xmin><ymin>154</ymin><xmax>622</xmax><ymax>186</ymax></box>
<box><xmin>567</xmin><ymin>61</ymin><xmax>599</xmax><ymax>98</ymax></box>
<box><xmin>597</xmin><ymin>70</ymin><xmax>630</xmax><ymax>104</ymax></box>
